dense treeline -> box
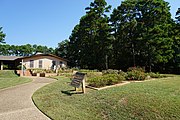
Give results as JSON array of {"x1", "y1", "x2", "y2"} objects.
[
  {"x1": 0, "y1": 26, "x2": 54, "y2": 56},
  {"x1": 55, "y1": 0, "x2": 180, "y2": 73},
  {"x1": 0, "y1": 44, "x2": 55, "y2": 56}
]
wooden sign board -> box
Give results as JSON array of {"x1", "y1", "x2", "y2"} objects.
[{"x1": 70, "y1": 72, "x2": 86, "y2": 93}]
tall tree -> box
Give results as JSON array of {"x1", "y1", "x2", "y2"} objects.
[
  {"x1": 55, "y1": 39, "x2": 69, "y2": 59},
  {"x1": 110, "y1": 0, "x2": 173, "y2": 72},
  {"x1": 169, "y1": 8, "x2": 180, "y2": 73},
  {"x1": 0, "y1": 27, "x2": 6, "y2": 43},
  {"x1": 68, "y1": 0, "x2": 111, "y2": 70},
  {"x1": 175, "y1": 8, "x2": 180, "y2": 23}
]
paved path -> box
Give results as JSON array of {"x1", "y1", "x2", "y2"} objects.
[{"x1": 0, "y1": 77, "x2": 56, "y2": 120}]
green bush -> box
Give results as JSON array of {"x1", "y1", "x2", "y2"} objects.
[
  {"x1": 102, "y1": 69, "x2": 119, "y2": 75},
  {"x1": 3, "y1": 65, "x2": 8, "y2": 69},
  {"x1": 86, "y1": 72, "x2": 102, "y2": 79},
  {"x1": 126, "y1": 67, "x2": 146, "y2": 81},
  {"x1": 119, "y1": 71, "x2": 127, "y2": 77},
  {"x1": 30, "y1": 68, "x2": 45, "y2": 73},
  {"x1": 45, "y1": 69, "x2": 54, "y2": 73},
  {"x1": 147, "y1": 72, "x2": 165, "y2": 78},
  {"x1": 88, "y1": 74, "x2": 125, "y2": 88},
  {"x1": 16, "y1": 65, "x2": 26, "y2": 70},
  {"x1": 78, "y1": 69, "x2": 99, "y2": 73},
  {"x1": 16, "y1": 65, "x2": 21, "y2": 70},
  {"x1": 58, "y1": 68, "x2": 73, "y2": 73},
  {"x1": 58, "y1": 73, "x2": 72, "y2": 78},
  {"x1": 127, "y1": 67, "x2": 145, "y2": 72}
]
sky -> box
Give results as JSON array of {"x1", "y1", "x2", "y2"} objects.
[{"x1": 0, "y1": 0, "x2": 179, "y2": 48}]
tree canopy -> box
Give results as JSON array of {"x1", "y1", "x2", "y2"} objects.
[
  {"x1": 55, "y1": 0, "x2": 180, "y2": 73},
  {"x1": 66, "y1": 0, "x2": 111, "y2": 70},
  {"x1": 0, "y1": 44, "x2": 55, "y2": 56},
  {"x1": 0, "y1": 27, "x2": 6, "y2": 43}
]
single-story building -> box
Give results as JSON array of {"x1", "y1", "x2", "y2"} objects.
[
  {"x1": 0, "y1": 56, "x2": 21, "y2": 70},
  {"x1": 0, "y1": 53, "x2": 67, "y2": 70}
]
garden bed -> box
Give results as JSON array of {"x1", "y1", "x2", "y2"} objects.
[
  {"x1": 54, "y1": 68, "x2": 168, "y2": 89},
  {"x1": 32, "y1": 75, "x2": 180, "y2": 120},
  {"x1": 86, "y1": 81, "x2": 130, "y2": 90},
  {"x1": 86, "y1": 76, "x2": 172, "y2": 90}
]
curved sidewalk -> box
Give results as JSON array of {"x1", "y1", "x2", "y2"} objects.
[{"x1": 0, "y1": 77, "x2": 56, "y2": 120}]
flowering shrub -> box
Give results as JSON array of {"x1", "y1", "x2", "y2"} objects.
[
  {"x1": 102, "y1": 69, "x2": 119, "y2": 75},
  {"x1": 88, "y1": 74, "x2": 125, "y2": 88},
  {"x1": 126, "y1": 67, "x2": 146, "y2": 80},
  {"x1": 147, "y1": 72, "x2": 165, "y2": 78}
]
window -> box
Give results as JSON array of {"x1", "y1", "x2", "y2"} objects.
[
  {"x1": 30, "y1": 60, "x2": 34, "y2": 68},
  {"x1": 52, "y1": 61, "x2": 56, "y2": 66},
  {"x1": 52, "y1": 61, "x2": 56, "y2": 70},
  {"x1": 39, "y1": 60, "x2": 42, "y2": 68},
  {"x1": 59, "y1": 61, "x2": 63, "y2": 68}
]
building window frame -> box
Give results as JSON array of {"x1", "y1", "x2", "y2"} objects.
[
  {"x1": 30, "y1": 60, "x2": 34, "y2": 68},
  {"x1": 39, "y1": 60, "x2": 43, "y2": 68}
]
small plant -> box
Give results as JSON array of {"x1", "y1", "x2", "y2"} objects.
[{"x1": 126, "y1": 67, "x2": 146, "y2": 81}]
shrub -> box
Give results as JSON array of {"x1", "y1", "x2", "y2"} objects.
[
  {"x1": 147, "y1": 72, "x2": 165, "y2": 78},
  {"x1": 126, "y1": 67, "x2": 146, "y2": 81},
  {"x1": 119, "y1": 71, "x2": 127, "y2": 77},
  {"x1": 127, "y1": 67, "x2": 145, "y2": 72},
  {"x1": 86, "y1": 72, "x2": 102, "y2": 79},
  {"x1": 58, "y1": 73, "x2": 72, "y2": 78},
  {"x1": 88, "y1": 74, "x2": 125, "y2": 88},
  {"x1": 30, "y1": 68, "x2": 45, "y2": 73},
  {"x1": 3, "y1": 65, "x2": 8, "y2": 69},
  {"x1": 16, "y1": 65, "x2": 26, "y2": 70},
  {"x1": 78, "y1": 69, "x2": 99, "y2": 73},
  {"x1": 16, "y1": 65, "x2": 21, "y2": 70},
  {"x1": 45, "y1": 69, "x2": 54, "y2": 73},
  {"x1": 102, "y1": 69, "x2": 119, "y2": 75},
  {"x1": 58, "y1": 68, "x2": 73, "y2": 73},
  {"x1": 88, "y1": 76, "x2": 106, "y2": 88}
]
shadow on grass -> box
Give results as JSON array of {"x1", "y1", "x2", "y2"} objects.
[{"x1": 61, "y1": 90, "x2": 83, "y2": 96}]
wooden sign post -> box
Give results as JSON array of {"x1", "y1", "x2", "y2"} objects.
[{"x1": 70, "y1": 72, "x2": 86, "y2": 93}]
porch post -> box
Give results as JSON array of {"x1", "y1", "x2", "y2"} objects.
[
  {"x1": 21, "y1": 59, "x2": 24, "y2": 76},
  {"x1": 0, "y1": 61, "x2": 3, "y2": 70}
]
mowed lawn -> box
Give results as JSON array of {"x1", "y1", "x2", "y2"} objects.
[
  {"x1": 0, "y1": 70, "x2": 32, "y2": 89},
  {"x1": 32, "y1": 76, "x2": 180, "y2": 120}
]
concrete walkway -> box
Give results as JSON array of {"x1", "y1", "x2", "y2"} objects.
[{"x1": 0, "y1": 77, "x2": 56, "y2": 120}]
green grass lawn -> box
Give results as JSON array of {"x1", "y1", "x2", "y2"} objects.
[
  {"x1": 0, "y1": 70, "x2": 32, "y2": 89},
  {"x1": 32, "y1": 75, "x2": 180, "y2": 120}
]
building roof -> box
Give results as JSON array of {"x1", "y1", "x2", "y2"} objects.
[
  {"x1": 0, "y1": 56, "x2": 22, "y2": 61},
  {"x1": 0, "y1": 54, "x2": 68, "y2": 62},
  {"x1": 19, "y1": 54, "x2": 68, "y2": 62}
]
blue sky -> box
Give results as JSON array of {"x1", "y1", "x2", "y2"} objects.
[{"x1": 0, "y1": 0, "x2": 179, "y2": 48}]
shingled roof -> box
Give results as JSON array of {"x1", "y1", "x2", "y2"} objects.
[{"x1": 0, "y1": 56, "x2": 22, "y2": 61}]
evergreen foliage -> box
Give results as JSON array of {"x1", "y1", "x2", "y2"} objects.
[
  {"x1": 0, "y1": 27, "x2": 5, "y2": 43},
  {"x1": 55, "y1": 0, "x2": 179, "y2": 73}
]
